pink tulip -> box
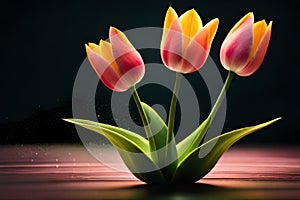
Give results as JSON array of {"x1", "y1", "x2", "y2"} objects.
[
  {"x1": 161, "y1": 7, "x2": 219, "y2": 74},
  {"x1": 85, "y1": 27, "x2": 145, "y2": 92},
  {"x1": 220, "y1": 13, "x2": 272, "y2": 76}
]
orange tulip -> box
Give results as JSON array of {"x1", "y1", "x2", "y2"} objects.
[
  {"x1": 161, "y1": 7, "x2": 219, "y2": 74},
  {"x1": 220, "y1": 13, "x2": 272, "y2": 76},
  {"x1": 85, "y1": 27, "x2": 145, "y2": 92}
]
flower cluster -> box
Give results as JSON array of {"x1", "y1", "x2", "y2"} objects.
[
  {"x1": 65, "y1": 7, "x2": 279, "y2": 184},
  {"x1": 86, "y1": 8, "x2": 272, "y2": 90}
]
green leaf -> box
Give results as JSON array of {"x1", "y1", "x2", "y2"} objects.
[
  {"x1": 176, "y1": 117, "x2": 211, "y2": 163},
  {"x1": 141, "y1": 102, "x2": 167, "y2": 151},
  {"x1": 63, "y1": 118, "x2": 165, "y2": 183},
  {"x1": 64, "y1": 118, "x2": 149, "y2": 152},
  {"x1": 172, "y1": 117, "x2": 281, "y2": 183},
  {"x1": 176, "y1": 71, "x2": 234, "y2": 165},
  {"x1": 141, "y1": 102, "x2": 178, "y2": 180}
]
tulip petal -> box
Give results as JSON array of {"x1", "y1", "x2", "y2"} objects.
[
  {"x1": 118, "y1": 65, "x2": 145, "y2": 90},
  {"x1": 99, "y1": 40, "x2": 120, "y2": 75},
  {"x1": 182, "y1": 18, "x2": 219, "y2": 73},
  {"x1": 220, "y1": 13, "x2": 254, "y2": 72},
  {"x1": 109, "y1": 27, "x2": 145, "y2": 87},
  {"x1": 161, "y1": 17, "x2": 184, "y2": 72},
  {"x1": 101, "y1": 65, "x2": 130, "y2": 92},
  {"x1": 164, "y1": 7, "x2": 179, "y2": 30},
  {"x1": 236, "y1": 21, "x2": 272, "y2": 76},
  {"x1": 248, "y1": 20, "x2": 268, "y2": 61},
  {"x1": 86, "y1": 43, "x2": 101, "y2": 55},
  {"x1": 116, "y1": 51, "x2": 145, "y2": 87},
  {"x1": 193, "y1": 18, "x2": 219, "y2": 52},
  {"x1": 227, "y1": 12, "x2": 253, "y2": 36},
  {"x1": 86, "y1": 44, "x2": 109, "y2": 76},
  {"x1": 179, "y1": 8, "x2": 202, "y2": 40},
  {"x1": 85, "y1": 44, "x2": 128, "y2": 92},
  {"x1": 109, "y1": 27, "x2": 137, "y2": 59},
  {"x1": 161, "y1": 6, "x2": 181, "y2": 54}
]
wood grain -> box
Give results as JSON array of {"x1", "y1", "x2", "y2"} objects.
[{"x1": 0, "y1": 145, "x2": 299, "y2": 199}]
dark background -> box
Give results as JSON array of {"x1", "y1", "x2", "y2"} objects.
[{"x1": 1, "y1": 0, "x2": 299, "y2": 144}]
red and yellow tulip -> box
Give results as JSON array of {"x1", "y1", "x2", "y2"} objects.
[
  {"x1": 85, "y1": 27, "x2": 145, "y2": 92},
  {"x1": 220, "y1": 13, "x2": 272, "y2": 76},
  {"x1": 161, "y1": 7, "x2": 219, "y2": 74}
]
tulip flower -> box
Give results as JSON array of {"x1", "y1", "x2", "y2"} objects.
[
  {"x1": 85, "y1": 27, "x2": 145, "y2": 92},
  {"x1": 220, "y1": 13, "x2": 272, "y2": 76},
  {"x1": 161, "y1": 7, "x2": 219, "y2": 74},
  {"x1": 86, "y1": 27, "x2": 157, "y2": 157}
]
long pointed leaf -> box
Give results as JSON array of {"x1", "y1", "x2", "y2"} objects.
[
  {"x1": 141, "y1": 103, "x2": 167, "y2": 151},
  {"x1": 64, "y1": 118, "x2": 149, "y2": 152},
  {"x1": 177, "y1": 117, "x2": 211, "y2": 163},
  {"x1": 141, "y1": 102, "x2": 178, "y2": 180},
  {"x1": 177, "y1": 71, "x2": 234, "y2": 164},
  {"x1": 63, "y1": 118, "x2": 165, "y2": 183},
  {"x1": 172, "y1": 117, "x2": 281, "y2": 183}
]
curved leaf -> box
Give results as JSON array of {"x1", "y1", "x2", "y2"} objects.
[
  {"x1": 63, "y1": 118, "x2": 165, "y2": 183},
  {"x1": 141, "y1": 102, "x2": 178, "y2": 180},
  {"x1": 176, "y1": 117, "x2": 211, "y2": 163},
  {"x1": 172, "y1": 117, "x2": 281, "y2": 183},
  {"x1": 64, "y1": 118, "x2": 149, "y2": 152},
  {"x1": 177, "y1": 71, "x2": 234, "y2": 164},
  {"x1": 141, "y1": 102, "x2": 167, "y2": 151}
]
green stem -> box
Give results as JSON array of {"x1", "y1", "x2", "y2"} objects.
[
  {"x1": 209, "y1": 71, "x2": 234, "y2": 119},
  {"x1": 167, "y1": 72, "x2": 183, "y2": 144},
  {"x1": 177, "y1": 71, "x2": 234, "y2": 162},
  {"x1": 131, "y1": 85, "x2": 156, "y2": 152}
]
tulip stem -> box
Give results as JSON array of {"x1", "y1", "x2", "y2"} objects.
[
  {"x1": 167, "y1": 72, "x2": 183, "y2": 144},
  {"x1": 131, "y1": 86, "x2": 156, "y2": 152},
  {"x1": 209, "y1": 71, "x2": 234, "y2": 119}
]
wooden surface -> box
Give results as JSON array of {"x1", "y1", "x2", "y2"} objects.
[{"x1": 0, "y1": 145, "x2": 299, "y2": 200}]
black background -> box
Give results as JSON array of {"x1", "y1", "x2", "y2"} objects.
[{"x1": 1, "y1": 0, "x2": 299, "y2": 144}]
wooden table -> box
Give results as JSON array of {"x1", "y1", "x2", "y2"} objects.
[{"x1": 0, "y1": 145, "x2": 299, "y2": 199}]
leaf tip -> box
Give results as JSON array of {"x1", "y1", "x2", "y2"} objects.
[
  {"x1": 271, "y1": 117, "x2": 282, "y2": 123},
  {"x1": 62, "y1": 118, "x2": 74, "y2": 123}
]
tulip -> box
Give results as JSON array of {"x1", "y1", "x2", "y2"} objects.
[
  {"x1": 161, "y1": 7, "x2": 219, "y2": 74},
  {"x1": 85, "y1": 27, "x2": 145, "y2": 92},
  {"x1": 86, "y1": 27, "x2": 156, "y2": 155},
  {"x1": 220, "y1": 13, "x2": 272, "y2": 76}
]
